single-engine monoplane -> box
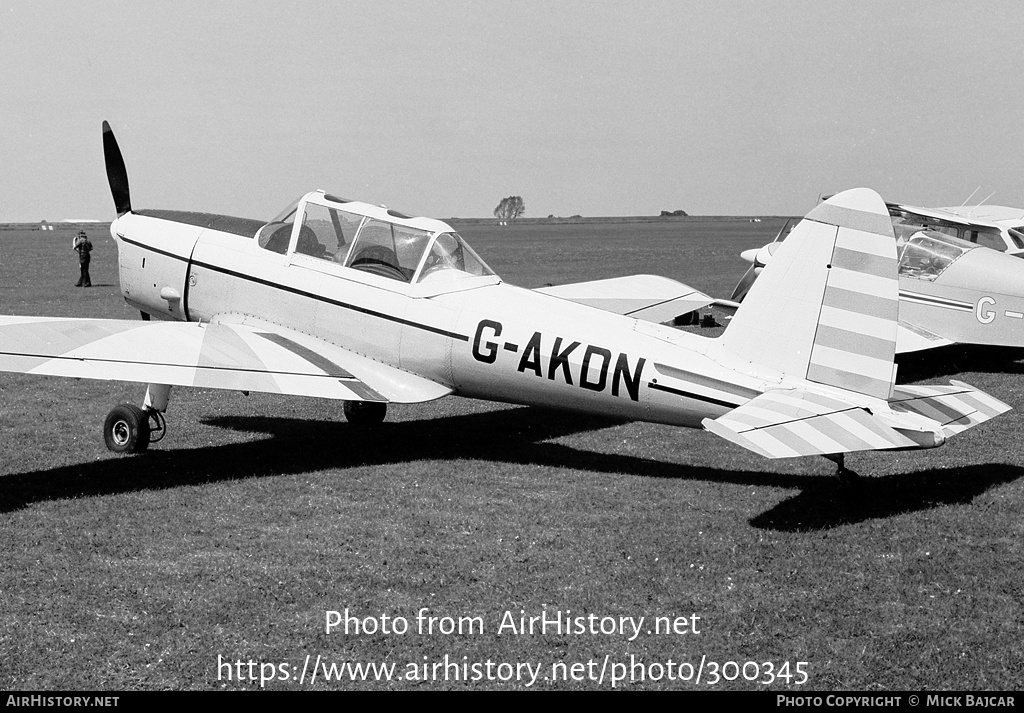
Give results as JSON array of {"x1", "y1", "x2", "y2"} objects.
[{"x1": 0, "y1": 123, "x2": 1010, "y2": 480}]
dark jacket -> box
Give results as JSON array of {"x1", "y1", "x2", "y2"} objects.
[{"x1": 74, "y1": 237, "x2": 92, "y2": 264}]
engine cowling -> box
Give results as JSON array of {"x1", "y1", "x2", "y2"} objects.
[{"x1": 111, "y1": 212, "x2": 203, "y2": 321}]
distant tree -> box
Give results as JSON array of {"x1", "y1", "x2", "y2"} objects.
[{"x1": 493, "y1": 196, "x2": 525, "y2": 224}]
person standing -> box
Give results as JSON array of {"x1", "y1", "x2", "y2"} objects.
[{"x1": 73, "y1": 230, "x2": 93, "y2": 287}]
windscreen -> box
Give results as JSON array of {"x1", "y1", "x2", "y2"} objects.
[
  {"x1": 897, "y1": 231, "x2": 973, "y2": 280},
  {"x1": 415, "y1": 233, "x2": 495, "y2": 282}
]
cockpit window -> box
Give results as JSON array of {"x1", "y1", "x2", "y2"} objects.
[
  {"x1": 966, "y1": 228, "x2": 1006, "y2": 252},
  {"x1": 295, "y1": 203, "x2": 364, "y2": 262},
  {"x1": 415, "y1": 233, "x2": 494, "y2": 282},
  {"x1": 260, "y1": 195, "x2": 498, "y2": 285},
  {"x1": 892, "y1": 212, "x2": 961, "y2": 240},
  {"x1": 898, "y1": 231, "x2": 972, "y2": 281},
  {"x1": 892, "y1": 219, "x2": 923, "y2": 243},
  {"x1": 256, "y1": 197, "x2": 302, "y2": 254},
  {"x1": 345, "y1": 219, "x2": 432, "y2": 282},
  {"x1": 1008, "y1": 227, "x2": 1024, "y2": 250}
]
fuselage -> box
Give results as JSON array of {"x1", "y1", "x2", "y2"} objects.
[
  {"x1": 896, "y1": 242, "x2": 1024, "y2": 348},
  {"x1": 110, "y1": 198, "x2": 778, "y2": 429}
]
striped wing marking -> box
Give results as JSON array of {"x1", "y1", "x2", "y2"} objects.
[
  {"x1": 702, "y1": 388, "x2": 917, "y2": 459},
  {"x1": 0, "y1": 315, "x2": 452, "y2": 404},
  {"x1": 889, "y1": 380, "x2": 1011, "y2": 436}
]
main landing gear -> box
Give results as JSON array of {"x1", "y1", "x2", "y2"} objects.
[
  {"x1": 102, "y1": 384, "x2": 170, "y2": 454},
  {"x1": 102, "y1": 391, "x2": 388, "y2": 452},
  {"x1": 823, "y1": 453, "x2": 860, "y2": 485},
  {"x1": 343, "y1": 400, "x2": 387, "y2": 425}
]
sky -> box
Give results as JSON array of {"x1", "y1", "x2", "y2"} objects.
[{"x1": 1, "y1": 0, "x2": 1022, "y2": 221}]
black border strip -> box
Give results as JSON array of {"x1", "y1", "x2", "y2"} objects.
[
  {"x1": 119, "y1": 236, "x2": 470, "y2": 341},
  {"x1": 648, "y1": 381, "x2": 743, "y2": 408}
]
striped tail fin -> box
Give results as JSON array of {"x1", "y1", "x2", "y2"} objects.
[{"x1": 721, "y1": 188, "x2": 899, "y2": 400}]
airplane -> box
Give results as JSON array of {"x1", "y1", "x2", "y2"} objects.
[
  {"x1": 0, "y1": 122, "x2": 1011, "y2": 483},
  {"x1": 888, "y1": 201, "x2": 1024, "y2": 257},
  {"x1": 736, "y1": 197, "x2": 1024, "y2": 293},
  {"x1": 731, "y1": 204, "x2": 1024, "y2": 355}
]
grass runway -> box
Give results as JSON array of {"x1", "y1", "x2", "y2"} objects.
[{"x1": 1, "y1": 218, "x2": 1022, "y2": 690}]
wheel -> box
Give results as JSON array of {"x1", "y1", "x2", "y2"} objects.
[
  {"x1": 343, "y1": 400, "x2": 387, "y2": 425},
  {"x1": 103, "y1": 404, "x2": 151, "y2": 453}
]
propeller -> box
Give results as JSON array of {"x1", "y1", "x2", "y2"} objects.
[
  {"x1": 731, "y1": 219, "x2": 795, "y2": 302},
  {"x1": 102, "y1": 120, "x2": 131, "y2": 215}
]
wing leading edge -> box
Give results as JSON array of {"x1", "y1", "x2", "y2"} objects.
[{"x1": 0, "y1": 315, "x2": 452, "y2": 404}]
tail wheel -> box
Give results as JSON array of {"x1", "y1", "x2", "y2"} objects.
[
  {"x1": 837, "y1": 466, "x2": 861, "y2": 487},
  {"x1": 103, "y1": 404, "x2": 151, "y2": 453},
  {"x1": 343, "y1": 400, "x2": 387, "y2": 425}
]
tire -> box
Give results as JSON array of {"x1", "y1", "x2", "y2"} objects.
[
  {"x1": 343, "y1": 400, "x2": 387, "y2": 425},
  {"x1": 103, "y1": 404, "x2": 151, "y2": 453}
]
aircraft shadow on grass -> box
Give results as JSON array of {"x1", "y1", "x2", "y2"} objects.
[{"x1": 3, "y1": 405, "x2": 1021, "y2": 531}]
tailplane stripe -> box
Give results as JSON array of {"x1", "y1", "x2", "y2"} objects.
[
  {"x1": 768, "y1": 421, "x2": 835, "y2": 454},
  {"x1": 802, "y1": 414, "x2": 874, "y2": 451},
  {"x1": 814, "y1": 325, "x2": 896, "y2": 363},
  {"x1": 809, "y1": 345, "x2": 894, "y2": 381},
  {"x1": 826, "y1": 268, "x2": 895, "y2": 299},
  {"x1": 819, "y1": 306, "x2": 893, "y2": 341},
  {"x1": 834, "y1": 228, "x2": 894, "y2": 256},
  {"x1": 822, "y1": 286, "x2": 898, "y2": 318},
  {"x1": 806, "y1": 363, "x2": 894, "y2": 400},
  {"x1": 831, "y1": 247, "x2": 898, "y2": 280},
  {"x1": 805, "y1": 202, "x2": 894, "y2": 236}
]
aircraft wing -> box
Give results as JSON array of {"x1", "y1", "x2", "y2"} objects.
[
  {"x1": 535, "y1": 275, "x2": 714, "y2": 323},
  {"x1": 702, "y1": 388, "x2": 920, "y2": 458},
  {"x1": 0, "y1": 314, "x2": 452, "y2": 404}
]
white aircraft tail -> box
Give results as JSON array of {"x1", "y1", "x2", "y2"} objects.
[{"x1": 721, "y1": 188, "x2": 899, "y2": 400}]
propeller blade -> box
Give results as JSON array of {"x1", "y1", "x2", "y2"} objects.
[
  {"x1": 102, "y1": 120, "x2": 131, "y2": 215},
  {"x1": 771, "y1": 217, "x2": 794, "y2": 243},
  {"x1": 730, "y1": 263, "x2": 759, "y2": 302}
]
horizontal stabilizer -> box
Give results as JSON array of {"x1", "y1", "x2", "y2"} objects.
[
  {"x1": 702, "y1": 388, "x2": 918, "y2": 459},
  {"x1": 0, "y1": 314, "x2": 453, "y2": 404},
  {"x1": 889, "y1": 380, "x2": 1010, "y2": 436},
  {"x1": 535, "y1": 275, "x2": 713, "y2": 323}
]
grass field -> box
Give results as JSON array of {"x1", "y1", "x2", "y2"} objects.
[{"x1": 1, "y1": 219, "x2": 1022, "y2": 690}]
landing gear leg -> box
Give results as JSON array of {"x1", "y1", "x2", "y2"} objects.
[{"x1": 824, "y1": 453, "x2": 860, "y2": 485}]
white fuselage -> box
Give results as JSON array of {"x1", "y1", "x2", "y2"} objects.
[{"x1": 112, "y1": 211, "x2": 773, "y2": 428}]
